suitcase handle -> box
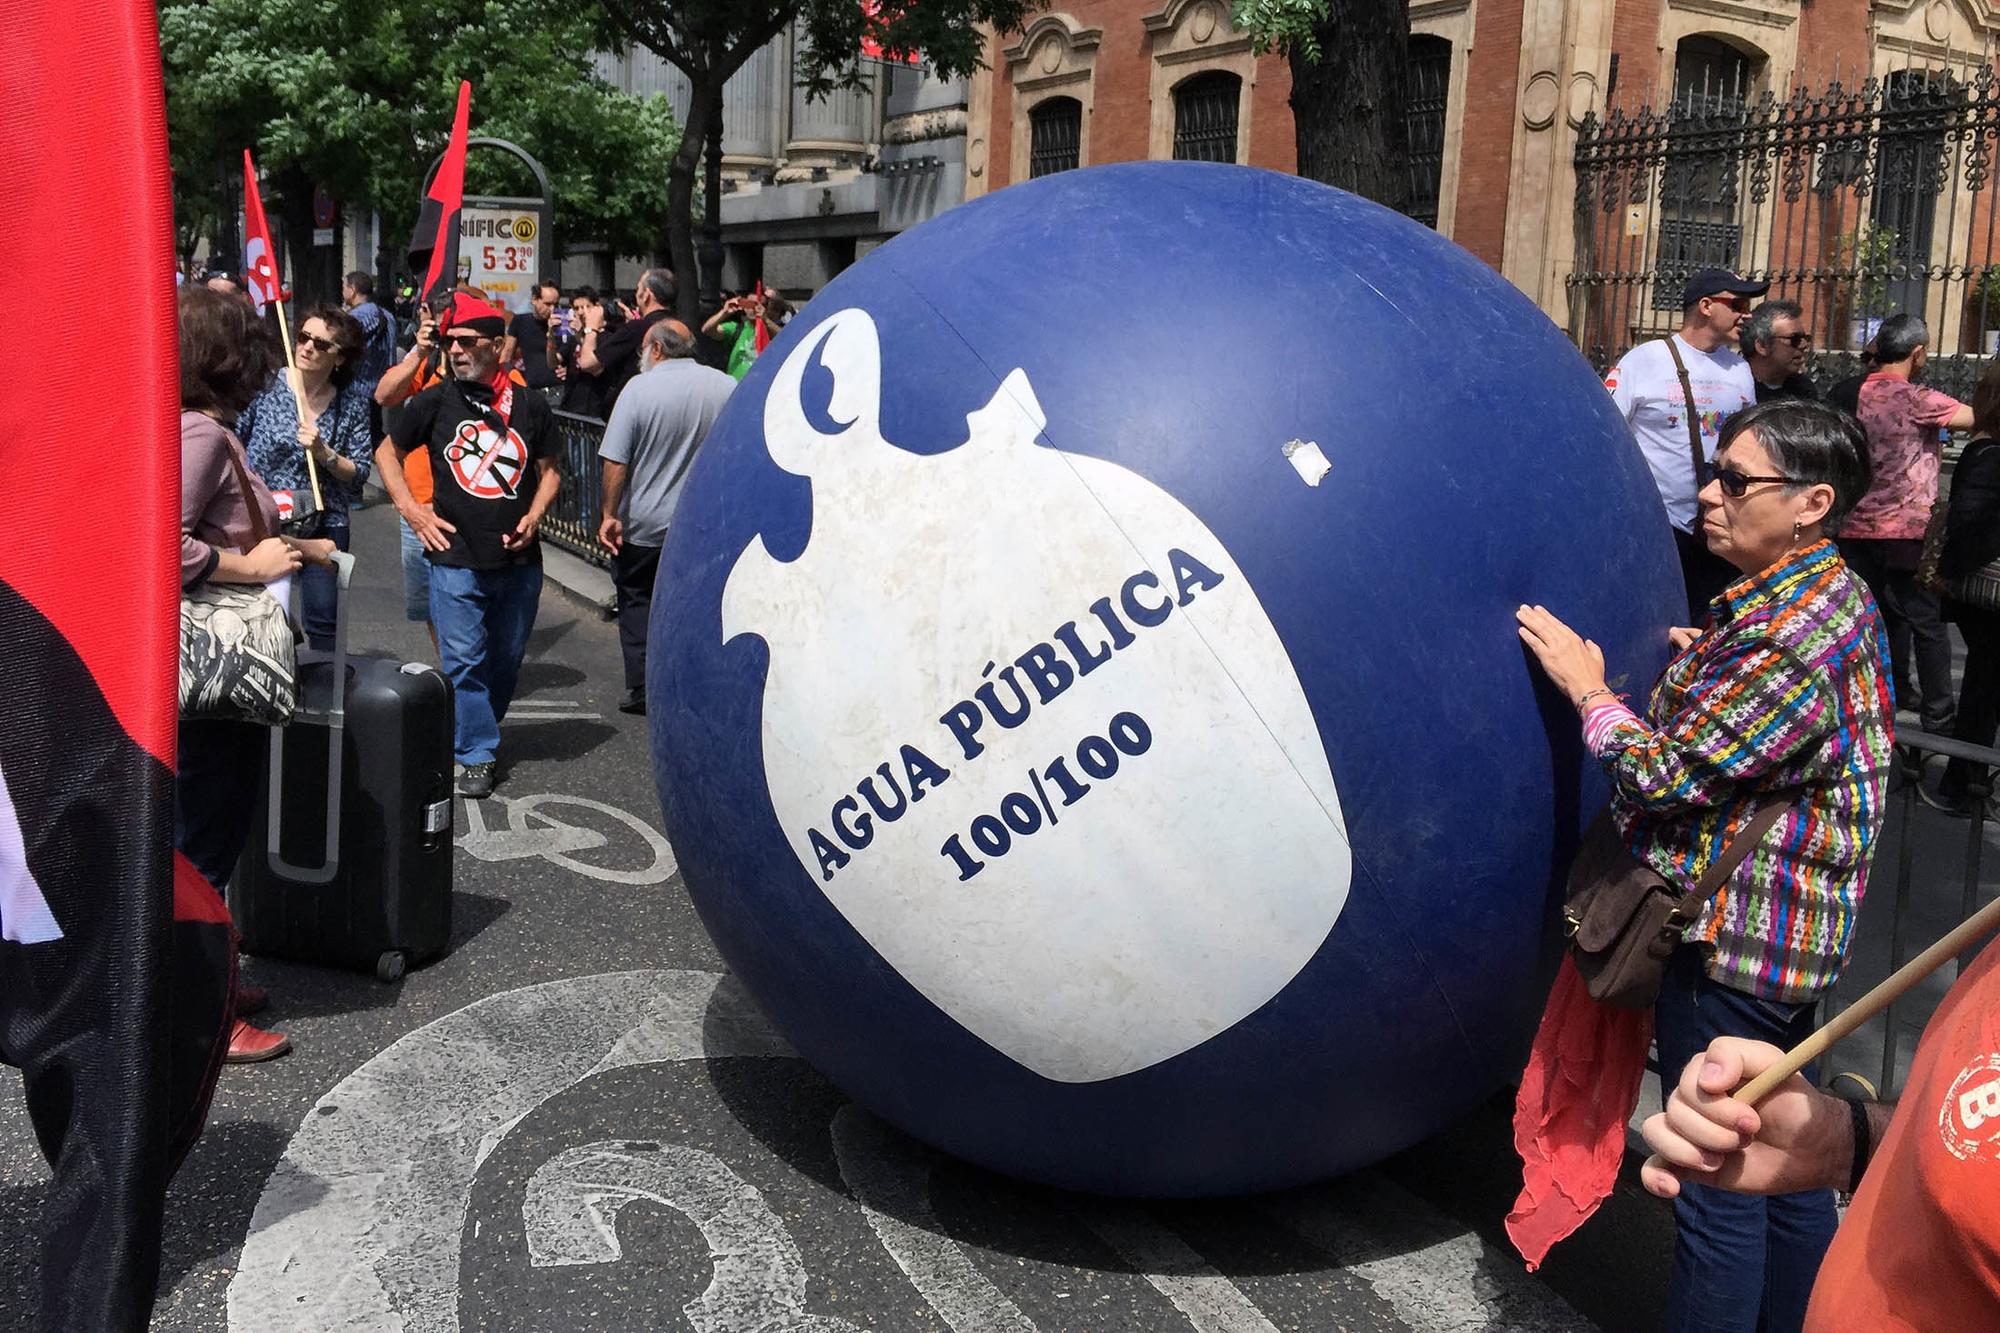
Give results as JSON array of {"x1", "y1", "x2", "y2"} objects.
[{"x1": 263, "y1": 550, "x2": 354, "y2": 885}]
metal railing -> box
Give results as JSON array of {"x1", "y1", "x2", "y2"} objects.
[
  {"x1": 1819, "y1": 729, "x2": 2000, "y2": 1099},
  {"x1": 1570, "y1": 62, "x2": 2000, "y2": 403},
  {"x1": 542, "y1": 409, "x2": 612, "y2": 568}
]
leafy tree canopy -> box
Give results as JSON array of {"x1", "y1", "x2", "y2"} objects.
[
  {"x1": 1231, "y1": 0, "x2": 1331, "y2": 60},
  {"x1": 163, "y1": 0, "x2": 681, "y2": 262}
]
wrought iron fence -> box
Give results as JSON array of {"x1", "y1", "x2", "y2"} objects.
[
  {"x1": 1570, "y1": 62, "x2": 2000, "y2": 404},
  {"x1": 542, "y1": 408, "x2": 611, "y2": 568}
]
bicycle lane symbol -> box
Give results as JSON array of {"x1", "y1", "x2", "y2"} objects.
[{"x1": 458, "y1": 793, "x2": 679, "y2": 885}]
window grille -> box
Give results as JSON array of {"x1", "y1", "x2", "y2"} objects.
[
  {"x1": 1029, "y1": 98, "x2": 1082, "y2": 178},
  {"x1": 1172, "y1": 71, "x2": 1240, "y2": 163}
]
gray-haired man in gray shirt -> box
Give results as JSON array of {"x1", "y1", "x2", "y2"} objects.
[{"x1": 597, "y1": 318, "x2": 737, "y2": 713}]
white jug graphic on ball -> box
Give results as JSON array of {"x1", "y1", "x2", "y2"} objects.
[{"x1": 723, "y1": 308, "x2": 1352, "y2": 1083}]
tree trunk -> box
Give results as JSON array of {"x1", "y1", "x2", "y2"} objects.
[
  {"x1": 699, "y1": 80, "x2": 726, "y2": 313},
  {"x1": 1288, "y1": 0, "x2": 1412, "y2": 212},
  {"x1": 667, "y1": 75, "x2": 713, "y2": 328}
]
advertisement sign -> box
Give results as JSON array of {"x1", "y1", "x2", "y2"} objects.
[{"x1": 460, "y1": 203, "x2": 540, "y2": 311}]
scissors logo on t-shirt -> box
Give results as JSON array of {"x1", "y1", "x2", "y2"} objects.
[{"x1": 443, "y1": 419, "x2": 527, "y2": 500}]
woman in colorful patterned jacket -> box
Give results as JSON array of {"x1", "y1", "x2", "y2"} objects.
[{"x1": 1517, "y1": 397, "x2": 1892, "y2": 1333}]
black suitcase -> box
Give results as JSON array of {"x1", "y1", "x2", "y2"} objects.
[{"x1": 234, "y1": 552, "x2": 456, "y2": 981}]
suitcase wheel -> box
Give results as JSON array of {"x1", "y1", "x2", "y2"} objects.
[{"x1": 375, "y1": 950, "x2": 407, "y2": 983}]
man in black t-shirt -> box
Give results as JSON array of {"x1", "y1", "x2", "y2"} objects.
[
  {"x1": 378, "y1": 293, "x2": 562, "y2": 797},
  {"x1": 568, "y1": 268, "x2": 673, "y2": 420},
  {"x1": 500, "y1": 280, "x2": 560, "y2": 392}
]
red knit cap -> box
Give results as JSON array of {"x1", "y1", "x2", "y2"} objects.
[{"x1": 442, "y1": 291, "x2": 507, "y2": 336}]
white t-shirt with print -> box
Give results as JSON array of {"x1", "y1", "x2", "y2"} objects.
[{"x1": 1605, "y1": 335, "x2": 1756, "y2": 531}]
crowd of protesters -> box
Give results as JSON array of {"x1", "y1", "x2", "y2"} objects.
[{"x1": 171, "y1": 264, "x2": 775, "y2": 1062}]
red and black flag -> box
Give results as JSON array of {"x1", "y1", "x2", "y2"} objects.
[
  {"x1": 0, "y1": 2, "x2": 234, "y2": 1327},
  {"x1": 409, "y1": 80, "x2": 472, "y2": 315}
]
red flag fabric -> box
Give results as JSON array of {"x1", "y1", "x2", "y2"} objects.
[
  {"x1": 753, "y1": 280, "x2": 771, "y2": 354},
  {"x1": 0, "y1": 2, "x2": 234, "y2": 1326},
  {"x1": 241, "y1": 149, "x2": 282, "y2": 315},
  {"x1": 1505, "y1": 956, "x2": 1654, "y2": 1270},
  {"x1": 414, "y1": 81, "x2": 472, "y2": 313}
]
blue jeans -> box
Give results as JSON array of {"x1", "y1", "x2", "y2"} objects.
[
  {"x1": 429, "y1": 560, "x2": 542, "y2": 765},
  {"x1": 301, "y1": 520, "x2": 352, "y2": 649},
  {"x1": 399, "y1": 518, "x2": 432, "y2": 622},
  {"x1": 1653, "y1": 948, "x2": 1836, "y2": 1333}
]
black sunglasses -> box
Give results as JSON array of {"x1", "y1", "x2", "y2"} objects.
[
  {"x1": 443, "y1": 333, "x2": 490, "y2": 349},
  {"x1": 297, "y1": 332, "x2": 339, "y2": 354},
  {"x1": 1705, "y1": 462, "x2": 1802, "y2": 498},
  {"x1": 1775, "y1": 331, "x2": 1814, "y2": 348}
]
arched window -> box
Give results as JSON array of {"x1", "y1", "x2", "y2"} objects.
[
  {"x1": 1653, "y1": 35, "x2": 1763, "y2": 308},
  {"x1": 1406, "y1": 36, "x2": 1451, "y2": 229},
  {"x1": 1172, "y1": 71, "x2": 1241, "y2": 163},
  {"x1": 1028, "y1": 97, "x2": 1082, "y2": 178}
]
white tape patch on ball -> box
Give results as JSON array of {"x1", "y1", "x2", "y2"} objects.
[{"x1": 723, "y1": 308, "x2": 1352, "y2": 1083}]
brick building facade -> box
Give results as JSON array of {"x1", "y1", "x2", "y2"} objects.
[{"x1": 966, "y1": 0, "x2": 2000, "y2": 330}]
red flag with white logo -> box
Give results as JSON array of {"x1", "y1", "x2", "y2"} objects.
[{"x1": 242, "y1": 149, "x2": 282, "y2": 314}]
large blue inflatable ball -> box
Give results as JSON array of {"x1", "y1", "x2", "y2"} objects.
[{"x1": 650, "y1": 162, "x2": 1679, "y2": 1195}]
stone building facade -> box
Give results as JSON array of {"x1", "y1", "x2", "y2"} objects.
[
  {"x1": 967, "y1": 0, "x2": 2000, "y2": 326},
  {"x1": 587, "y1": 2, "x2": 2000, "y2": 326}
]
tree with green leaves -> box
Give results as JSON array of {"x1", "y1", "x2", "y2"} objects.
[
  {"x1": 162, "y1": 0, "x2": 680, "y2": 298},
  {"x1": 589, "y1": 0, "x2": 1039, "y2": 324},
  {"x1": 1235, "y1": 0, "x2": 1410, "y2": 212}
]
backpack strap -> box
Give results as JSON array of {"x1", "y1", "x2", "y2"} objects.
[{"x1": 1660, "y1": 336, "x2": 1710, "y2": 497}]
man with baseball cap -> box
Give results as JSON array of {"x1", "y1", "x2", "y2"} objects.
[
  {"x1": 1604, "y1": 267, "x2": 1767, "y2": 618},
  {"x1": 377, "y1": 292, "x2": 562, "y2": 798}
]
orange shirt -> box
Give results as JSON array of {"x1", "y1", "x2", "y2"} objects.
[{"x1": 1806, "y1": 935, "x2": 2000, "y2": 1330}]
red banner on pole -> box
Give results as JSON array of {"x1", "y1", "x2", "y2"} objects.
[{"x1": 242, "y1": 149, "x2": 282, "y2": 314}]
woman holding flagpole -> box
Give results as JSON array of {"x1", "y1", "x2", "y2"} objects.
[{"x1": 240, "y1": 305, "x2": 372, "y2": 649}]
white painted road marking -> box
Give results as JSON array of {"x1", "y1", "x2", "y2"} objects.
[
  {"x1": 524, "y1": 1140, "x2": 862, "y2": 1331},
  {"x1": 226, "y1": 971, "x2": 788, "y2": 1332},
  {"x1": 458, "y1": 792, "x2": 679, "y2": 884},
  {"x1": 1077, "y1": 1203, "x2": 1282, "y2": 1333},
  {"x1": 830, "y1": 1106, "x2": 1036, "y2": 1333},
  {"x1": 227, "y1": 970, "x2": 1598, "y2": 1331},
  {"x1": 1267, "y1": 1173, "x2": 1595, "y2": 1333}
]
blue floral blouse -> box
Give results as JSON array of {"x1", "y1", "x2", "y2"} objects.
[{"x1": 238, "y1": 375, "x2": 374, "y2": 525}]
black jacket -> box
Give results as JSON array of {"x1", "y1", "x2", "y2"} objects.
[{"x1": 1942, "y1": 436, "x2": 2000, "y2": 579}]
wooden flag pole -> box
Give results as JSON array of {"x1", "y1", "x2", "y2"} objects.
[
  {"x1": 1736, "y1": 893, "x2": 2000, "y2": 1105},
  {"x1": 268, "y1": 295, "x2": 324, "y2": 512}
]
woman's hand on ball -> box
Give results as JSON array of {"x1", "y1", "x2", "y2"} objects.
[
  {"x1": 1669, "y1": 626, "x2": 1702, "y2": 653},
  {"x1": 1516, "y1": 604, "x2": 1607, "y2": 707}
]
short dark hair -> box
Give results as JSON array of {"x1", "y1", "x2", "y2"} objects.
[
  {"x1": 179, "y1": 286, "x2": 277, "y2": 416},
  {"x1": 1740, "y1": 299, "x2": 1804, "y2": 358},
  {"x1": 536, "y1": 279, "x2": 561, "y2": 300},
  {"x1": 302, "y1": 304, "x2": 366, "y2": 388},
  {"x1": 639, "y1": 268, "x2": 675, "y2": 308},
  {"x1": 569, "y1": 286, "x2": 599, "y2": 304},
  {"x1": 1874, "y1": 313, "x2": 1928, "y2": 365},
  {"x1": 344, "y1": 270, "x2": 375, "y2": 298},
  {"x1": 1717, "y1": 398, "x2": 1873, "y2": 530}
]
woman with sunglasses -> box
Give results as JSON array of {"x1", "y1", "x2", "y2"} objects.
[
  {"x1": 239, "y1": 305, "x2": 373, "y2": 649},
  {"x1": 1518, "y1": 398, "x2": 1891, "y2": 1333}
]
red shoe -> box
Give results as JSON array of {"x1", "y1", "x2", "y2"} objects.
[
  {"x1": 226, "y1": 1019, "x2": 291, "y2": 1063},
  {"x1": 235, "y1": 984, "x2": 268, "y2": 1018}
]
